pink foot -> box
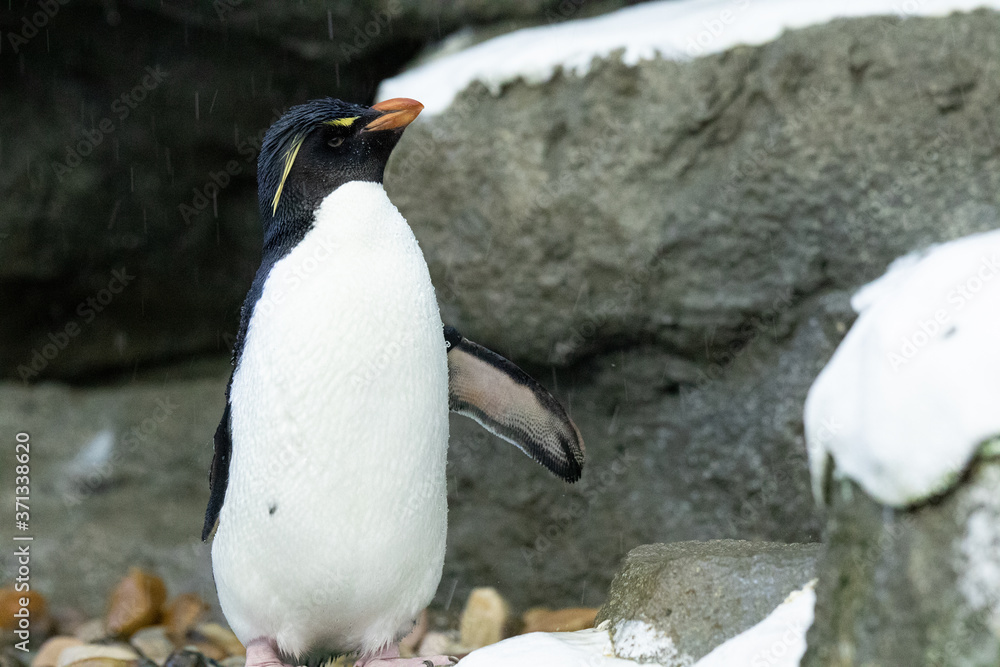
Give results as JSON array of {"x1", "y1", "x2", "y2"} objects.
[
  {"x1": 355, "y1": 644, "x2": 458, "y2": 666},
  {"x1": 245, "y1": 638, "x2": 296, "y2": 667}
]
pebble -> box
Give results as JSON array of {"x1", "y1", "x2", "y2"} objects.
[
  {"x1": 521, "y1": 607, "x2": 598, "y2": 634},
  {"x1": 129, "y1": 626, "x2": 174, "y2": 666},
  {"x1": 459, "y1": 588, "x2": 511, "y2": 650},
  {"x1": 57, "y1": 644, "x2": 139, "y2": 667},
  {"x1": 162, "y1": 651, "x2": 211, "y2": 667},
  {"x1": 161, "y1": 596, "x2": 206, "y2": 646},
  {"x1": 73, "y1": 620, "x2": 107, "y2": 644},
  {"x1": 416, "y1": 631, "x2": 462, "y2": 658},
  {"x1": 1, "y1": 589, "x2": 50, "y2": 634},
  {"x1": 31, "y1": 637, "x2": 84, "y2": 667},
  {"x1": 105, "y1": 569, "x2": 167, "y2": 638},
  {"x1": 190, "y1": 624, "x2": 244, "y2": 657}
]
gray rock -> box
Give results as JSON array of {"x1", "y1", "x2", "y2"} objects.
[
  {"x1": 803, "y1": 456, "x2": 1000, "y2": 666},
  {"x1": 0, "y1": 0, "x2": 628, "y2": 382},
  {"x1": 595, "y1": 541, "x2": 820, "y2": 665},
  {"x1": 388, "y1": 9, "x2": 1000, "y2": 368},
  {"x1": 0, "y1": 362, "x2": 228, "y2": 620}
]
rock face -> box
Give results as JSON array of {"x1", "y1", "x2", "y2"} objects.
[
  {"x1": 4, "y1": 3, "x2": 1000, "y2": 633},
  {"x1": 395, "y1": 10, "x2": 1000, "y2": 610},
  {"x1": 388, "y1": 9, "x2": 1000, "y2": 369},
  {"x1": 595, "y1": 541, "x2": 820, "y2": 665},
  {"x1": 0, "y1": 0, "x2": 626, "y2": 382},
  {"x1": 0, "y1": 364, "x2": 227, "y2": 620},
  {"x1": 803, "y1": 456, "x2": 1000, "y2": 666}
]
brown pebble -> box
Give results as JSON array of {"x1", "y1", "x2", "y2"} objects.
[
  {"x1": 184, "y1": 643, "x2": 225, "y2": 662},
  {"x1": 106, "y1": 569, "x2": 167, "y2": 638},
  {"x1": 32, "y1": 636, "x2": 85, "y2": 667},
  {"x1": 459, "y1": 587, "x2": 511, "y2": 650},
  {"x1": 161, "y1": 595, "x2": 207, "y2": 646},
  {"x1": 416, "y1": 631, "x2": 460, "y2": 658},
  {"x1": 1, "y1": 588, "x2": 49, "y2": 632},
  {"x1": 191, "y1": 624, "x2": 244, "y2": 657},
  {"x1": 61, "y1": 660, "x2": 134, "y2": 667},
  {"x1": 129, "y1": 626, "x2": 174, "y2": 665},
  {"x1": 57, "y1": 644, "x2": 138, "y2": 667},
  {"x1": 73, "y1": 620, "x2": 107, "y2": 644},
  {"x1": 521, "y1": 607, "x2": 598, "y2": 634}
]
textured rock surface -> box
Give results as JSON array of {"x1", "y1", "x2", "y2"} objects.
[
  {"x1": 388, "y1": 10, "x2": 1000, "y2": 368},
  {"x1": 595, "y1": 541, "x2": 819, "y2": 664},
  {"x1": 0, "y1": 0, "x2": 627, "y2": 381},
  {"x1": 0, "y1": 365, "x2": 225, "y2": 620},
  {"x1": 803, "y1": 457, "x2": 1000, "y2": 666},
  {"x1": 3, "y1": 5, "x2": 1000, "y2": 639}
]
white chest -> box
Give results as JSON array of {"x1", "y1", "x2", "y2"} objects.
[{"x1": 212, "y1": 181, "x2": 449, "y2": 657}]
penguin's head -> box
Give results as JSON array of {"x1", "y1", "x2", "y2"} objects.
[{"x1": 257, "y1": 97, "x2": 423, "y2": 237}]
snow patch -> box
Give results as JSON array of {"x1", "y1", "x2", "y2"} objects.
[
  {"x1": 457, "y1": 582, "x2": 817, "y2": 666},
  {"x1": 456, "y1": 624, "x2": 658, "y2": 665},
  {"x1": 378, "y1": 0, "x2": 1000, "y2": 115},
  {"x1": 805, "y1": 228, "x2": 1000, "y2": 506},
  {"x1": 611, "y1": 619, "x2": 693, "y2": 665},
  {"x1": 692, "y1": 581, "x2": 815, "y2": 667}
]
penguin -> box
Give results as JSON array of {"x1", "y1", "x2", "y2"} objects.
[{"x1": 202, "y1": 97, "x2": 585, "y2": 667}]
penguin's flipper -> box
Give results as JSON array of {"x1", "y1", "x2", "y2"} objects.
[
  {"x1": 202, "y1": 400, "x2": 232, "y2": 541},
  {"x1": 444, "y1": 326, "x2": 585, "y2": 482}
]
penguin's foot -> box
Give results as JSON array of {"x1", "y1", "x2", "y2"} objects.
[
  {"x1": 354, "y1": 645, "x2": 458, "y2": 666},
  {"x1": 245, "y1": 638, "x2": 296, "y2": 667}
]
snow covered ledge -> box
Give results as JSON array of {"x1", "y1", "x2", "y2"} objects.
[
  {"x1": 804, "y1": 228, "x2": 1000, "y2": 506},
  {"x1": 802, "y1": 229, "x2": 1000, "y2": 664},
  {"x1": 378, "y1": 0, "x2": 1000, "y2": 115},
  {"x1": 457, "y1": 582, "x2": 816, "y2": 667}
]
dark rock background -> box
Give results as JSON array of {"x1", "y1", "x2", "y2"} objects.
[
  {"x1": 0, "y1": 0, "x2": 628, "y2": 381},
  {"x1": 2, "y1": 0, "x2": 1000, "y2": 630}
]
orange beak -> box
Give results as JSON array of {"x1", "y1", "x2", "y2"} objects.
[{"x1": 363, "y1": 98, "x2": 424, "y2": 132}]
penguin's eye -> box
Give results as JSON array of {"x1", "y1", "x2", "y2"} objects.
[{"x1": 327, "y1": 137, "x2": 344, "y2": 148}]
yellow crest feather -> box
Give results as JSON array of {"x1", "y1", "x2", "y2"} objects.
[
  {"x1": 325, "y1": 116, "x2": 359, "y2": 128},
  {"x1": 271, "y1": 135, "x2": 304, "y2": 216}
]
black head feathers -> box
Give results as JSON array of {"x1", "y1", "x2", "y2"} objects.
[{"x1": 256, "y1": 97, "x2": 422, "y2": 249}]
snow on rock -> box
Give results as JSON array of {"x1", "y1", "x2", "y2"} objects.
[
  {"x1": 456, "y1": 624, "x2": 654, "y2": 666},
  {"x1": 377, "y1": 0, "x2": 1000, "y2": 115},
  {"x1": 611, "y1": 619, "x2": 693, "y2": 665},
  {"x1": 956, "y1": 462, "x2": 1000, "y2": 637},
  {"x1": 692, "y1": 581, "x2": 815, "y2": 667},
  {"x1": 805, "y1": 229, "x2": 1000, "y2": 507},
  {"x1": 457, "y1": 582, "x2": 816, "y2": 666}
]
